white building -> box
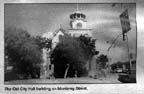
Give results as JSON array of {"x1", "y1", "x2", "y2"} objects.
[
  {"x1": 41, "y1": 28, "x2": 67, "y2": 78},
  {"x1": 41, "y1": 9, "x2": 96, "y2": 78}
]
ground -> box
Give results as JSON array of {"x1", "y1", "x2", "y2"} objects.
[{"x1": 5, "y1": 73, "x2": 121, "y2": 84}]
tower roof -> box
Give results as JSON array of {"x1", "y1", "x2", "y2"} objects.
[
  {"x1": 70, "y1": 11, "x2": 86, "y2": 20},
  {"x1": 70, "y1": 4, "x2": 86, "y2": 20}
]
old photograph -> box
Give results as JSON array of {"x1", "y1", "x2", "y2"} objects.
[{"x1": 4, "y1": 3, "x2": 136, "y2": 84}]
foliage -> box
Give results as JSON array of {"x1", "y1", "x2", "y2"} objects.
[
  {"x1": 35, "y1": 36, "x2": 52, "y2": 50},
  {"x1": 97, "y1": 54, "x2": 108, "y2": 69},
  {"x1": 77, "y1": 35, "x2": 98, "y2": 59},
  {"x1": 5, "y1": 27, "x2": 42, "y2": 78},
  {"x1": 51, "y1": 35, "x2": 97, "y2": 78},
  {"x1": 110, "y1": 61, "x2": 132, "y2": 71}
]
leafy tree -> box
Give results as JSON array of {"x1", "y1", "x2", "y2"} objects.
[
  {"x1": 111, "y1": 63, "x2": 117, "y2": 70},
  {"x1": 35, "y1": 36, "x2": 52, "y2": 50},
  {"x1": 97, "y1": 54, "x2": 108, "y2": 69},
  {"x1": 51, "y1": 35, "x2": 98, "y2": 78},
  {"x1": 5, "y1": 27, "x2": 42, "y2": 79},
  {"x1": 77, "y1": 35, "x2": 98, "y2": 60}
]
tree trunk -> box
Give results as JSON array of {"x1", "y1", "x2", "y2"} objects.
[{"x1": 64, "y1": 64, "x2": 69, "y2": 78}]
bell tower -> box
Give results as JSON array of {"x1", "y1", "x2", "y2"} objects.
[
  {"x1": 70, "y1": 4, "x2": 87, "y2": 29},
  {"x1": 70, "y1": 11, "x2": 87, "y2": 29},
  {"x1": 69, "y1": 4, "x2": 92, "y2": 37}
]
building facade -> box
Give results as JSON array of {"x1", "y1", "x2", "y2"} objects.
[{"x1": 41, "y1": 9, "x2": 96, "y2": 78}]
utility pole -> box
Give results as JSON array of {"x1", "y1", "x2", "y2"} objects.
[
  {"x1": 126, "y1": 34, "x2": 132, "y2": 74},
  {"x1": 119, "y1": 8, "x2": 132, "y2": 73},
  {"x1": 112, "y1": 3, "x2": 132, "y2": 73}
]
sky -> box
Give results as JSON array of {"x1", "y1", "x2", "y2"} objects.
[{"x1": 4, "y1": 3, "x2": 136, "y2": 63}]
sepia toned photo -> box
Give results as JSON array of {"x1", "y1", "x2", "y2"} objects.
[{"x1": 4, "y1": 3, "x2": 136, "y2": 84}]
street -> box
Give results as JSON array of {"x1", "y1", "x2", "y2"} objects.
[{"x1": 5, "y1": 73, "x2": 121, "y2": 84}]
